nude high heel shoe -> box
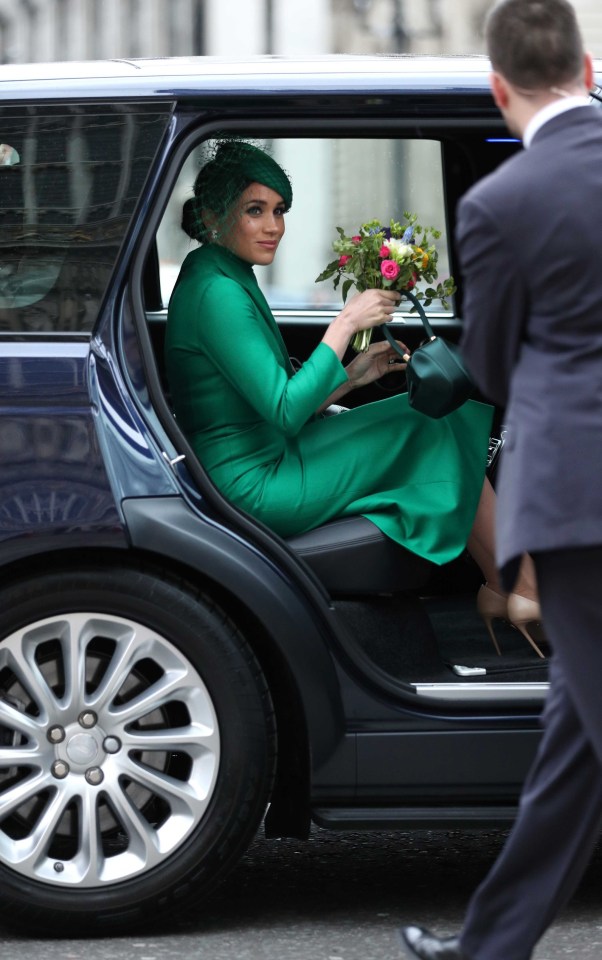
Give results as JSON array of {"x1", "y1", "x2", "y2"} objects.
[
  {"x1": 507, "y1": 593, "x2": 547, "y2": 659},
  {"x1": 476, "y1": 584, "x2": 507, "y2": 655}
]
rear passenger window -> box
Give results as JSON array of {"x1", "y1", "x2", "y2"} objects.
[
  {"x1": 0, "y1": 104, "x2": 171, "y2": 336},
  {"x1": 157, "y1": 136, "x2": 453, "y2": 315}
]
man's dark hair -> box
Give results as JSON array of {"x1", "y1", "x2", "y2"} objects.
[{"x1": 485, "y1": 0, "x2": 584, "y2": 90}]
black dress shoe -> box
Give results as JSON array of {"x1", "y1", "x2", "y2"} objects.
[{"x1": 400, "y1": 925, "x2": 469, "y2": 959}]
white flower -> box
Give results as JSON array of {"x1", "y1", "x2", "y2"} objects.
[{"x1": 383, "y1": 238, "x2": 414, "y2": 261}]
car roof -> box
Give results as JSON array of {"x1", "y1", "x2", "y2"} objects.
[
  {"x1": 0, "y1": 54, "x2": 502, "y2": 101},
  {"x1": 2, "y1": 54, "x2": 600, "y2": 105}
]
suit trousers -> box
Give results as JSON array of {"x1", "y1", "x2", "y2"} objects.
[{"x1": 460, "y1": 546, "x2": 602, "y2": 960}]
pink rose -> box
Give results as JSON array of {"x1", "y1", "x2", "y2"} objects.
[
  {"x1": 379, "y1": 244, "x2": 390, "y2": 258},
  {"x1": 351, "y1": 235, "x2": 362, "y2": 245},
  {"x1": 338, "y1": 254, "x2": 351, "y2": 267},
  {"x1": 380, "y1": 259, "x2": 400, "y2": 281}
]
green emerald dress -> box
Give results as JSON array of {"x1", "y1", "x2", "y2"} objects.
[{"x1": 165, "y1": 244, "x2": 493, "y2": 565}]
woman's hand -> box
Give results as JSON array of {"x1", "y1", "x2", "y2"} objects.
[
  {"x1": 339, "y1": 288, "x2": 401, "y2": 332},
  {"x1": 345, "y1": 339, "x2": 410, "y2": 390},
  {"x1": 322, "y1": 288, "x2": 401, "y2": 361}
]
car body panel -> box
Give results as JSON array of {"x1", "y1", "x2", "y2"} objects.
[{"x1": 0, "y1": 341, "x2": 126, "y2": 559}]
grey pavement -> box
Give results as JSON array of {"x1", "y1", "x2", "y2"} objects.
[{"x1": 0, "y1": 826, "x2": 601, "y2": 958}]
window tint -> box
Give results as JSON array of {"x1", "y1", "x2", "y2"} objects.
[
  {"x1": 0, "y1": 104, "x2": 171, "y2": 335},
  {"x1": 158, "y1": 137, "x2": 452, "y2": 314}
]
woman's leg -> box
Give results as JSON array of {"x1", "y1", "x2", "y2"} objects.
[
  {"x1": 466, "y1": 476, "x2": 503, "y2": 591},
  {"x1": 513, "y1": 552, "x2": 538, "y2": 602},
  {"x1": 467, "y1": 476, "x2": 538, "y2": 601}
]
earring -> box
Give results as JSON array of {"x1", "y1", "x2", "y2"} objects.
[{"x1": 211, "y1": 229, "x2": 219, "y2": 241}]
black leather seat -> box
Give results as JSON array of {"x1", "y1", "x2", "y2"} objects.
[{"x1": 287, "y1": 515, "x2": 433, "y2": 596}]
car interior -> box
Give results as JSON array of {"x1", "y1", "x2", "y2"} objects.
[{"x1": 137, "y1": 128, "x2": 550, "y2": 700}]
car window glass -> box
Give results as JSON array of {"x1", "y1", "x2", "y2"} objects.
[
  {"x1": 157, "y1": 137, "x2": 452, "y2": 315},
  {"x1": 0, "y1": 104, "x2": 171, "y2": 336}
]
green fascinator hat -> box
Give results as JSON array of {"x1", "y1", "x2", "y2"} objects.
[{"x1": 182, "y1": 139, "x2": 293, "y2": 242}]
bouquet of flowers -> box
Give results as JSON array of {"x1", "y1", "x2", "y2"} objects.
[{"x1": 315, "y1": 213, "x2": 456, "y2": 352}]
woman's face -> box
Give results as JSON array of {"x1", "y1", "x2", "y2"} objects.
[{"x1": 214, "y1": 182, "x2": 286, "y2": 265}]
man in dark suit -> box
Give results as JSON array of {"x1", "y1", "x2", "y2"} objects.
[{"x1": 400, "y1": 1, "x2": 602, "y2": 958}]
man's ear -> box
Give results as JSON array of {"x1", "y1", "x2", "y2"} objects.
[
  {"x1": 584, "y1": 52, "x2": 594, "y2": 92},
  {"x1": 490, "y1": 71, "x2": 510, "y2": 111}
]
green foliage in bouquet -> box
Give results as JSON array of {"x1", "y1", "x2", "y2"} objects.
[{"x1": 315, "y1": 213, "x2": 456, "y2": 351}]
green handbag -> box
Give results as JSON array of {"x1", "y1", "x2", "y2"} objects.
[{"x1": 382, "y1": 289, "x2": 474, "y2": 419}]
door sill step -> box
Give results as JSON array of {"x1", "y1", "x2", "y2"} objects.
[{"x1": 312, "y1": 805, "x2": 518, "y2": 830}]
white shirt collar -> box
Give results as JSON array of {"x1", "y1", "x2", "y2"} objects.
[{"x1": 523, "y1": 95, "x2": 590, "y2": 148}]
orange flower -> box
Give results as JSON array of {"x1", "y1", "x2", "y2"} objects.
[{"x1": 414, "y1": 246, "x2": 429, "y2": 270}]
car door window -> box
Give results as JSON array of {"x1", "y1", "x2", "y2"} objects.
[
  {"x1": 0, "y1": 104, "x2": 171, "y2": 335},
  {"x1": 157, "y1": 136, "x2": 453, "y2": 317}
]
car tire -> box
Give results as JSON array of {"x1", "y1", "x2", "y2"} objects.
[{"x1": 0, "y1": 563, "x2": 276, "y2": 934}]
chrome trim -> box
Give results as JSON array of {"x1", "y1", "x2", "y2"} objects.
[
  {"x1": 412, "y1": 682, "x2": 548, "y2": 702},
  {"x1": 0, "y1": 341, "x2": 90, "y2": 357},
  {"x1": 147, "y1": 308, "x2": 456, "y2": 324},
  {"x1": 0, "y1": 332, "x2": 92, "y2": 341},
  {"x1": 275, "y1": 311, "x2": 410, "y2": 323}
]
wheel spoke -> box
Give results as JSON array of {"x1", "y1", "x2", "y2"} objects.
[
  {"x1": 4, "y1": 783, "x2": 72, "y2": 868},
  {"x1": 0, "y1": 744, "x2": 44, "y2": 767},
  {"x1": 123, "y1": 724, "x2": 218, "y2": 756},
  {"x1": 108, "y1": 669, "x2": 190, "y2": 727},
  {"x1": 105, "y1": 783, "x2": 163, "y2": 868},
  {"x1": 0, "y1": 770, "x2": 50, "y2": 819},
  {"x1": 84, "y1": 631, "x2": 141, "y2": 714},
  {"x1": 0, "y1": 697, "x2": 43, "y2": 740},
  {"x1": 70, "y1": 789, "x2": 103, "y2": 883},
  {"x1": 58, "y1": 613, "x2": 96, "y2": 711},
  {"x1": 0, "y1": 643, "x2": 58, "y2": 724},
  {"x1": 124, "y1": 758, "x2": 209, "y2": 816}
]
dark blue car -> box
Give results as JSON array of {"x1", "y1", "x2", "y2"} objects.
[{"x1": 0, "y1": 55, "x2": 599, "y2": 934}]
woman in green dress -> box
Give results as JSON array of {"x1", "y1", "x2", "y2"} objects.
[{"x1": 165, "y1": 140, "x2": 542, "y2": 651}]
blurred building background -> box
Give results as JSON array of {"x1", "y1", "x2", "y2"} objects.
[
  {"x1": 1, "y1": 0, "x2": 602, "y2": 64},
  {"x1": 2, "y1": 0, "x2": 601, "y2": 315}
]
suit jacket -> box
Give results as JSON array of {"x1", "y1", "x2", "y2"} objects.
[{"x1": 457, "y1": 105, "x2": 602, "y2": 583}]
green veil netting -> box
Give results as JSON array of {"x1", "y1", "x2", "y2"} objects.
[{"x1": 182, "y1": 138, "x2": 293, "y2": 242}]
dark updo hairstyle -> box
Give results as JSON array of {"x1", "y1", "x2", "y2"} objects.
[{"x1": 181, "y1": 139, "x2": 293, "y2": 244}]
